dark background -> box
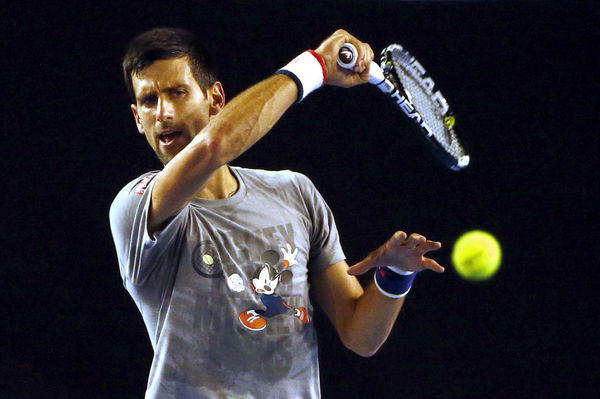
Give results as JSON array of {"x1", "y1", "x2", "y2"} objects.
[{"x1": 2, "y1": 0, "x2": 598, "y2": 398}]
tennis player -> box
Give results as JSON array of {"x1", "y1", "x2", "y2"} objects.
[{"x1": 110, "y1": 27, "x2": 444, "y2": 398}]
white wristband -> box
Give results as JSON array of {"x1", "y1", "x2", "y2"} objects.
[
  {"x1": 276, "y1": 50, "x2": 327, "y2": 102},
  {"x1": 386, "y1": 266, "x2": 414, "y2": 276}
]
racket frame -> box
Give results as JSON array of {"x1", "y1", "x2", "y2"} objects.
[{"x1": 337, "y1": 42, "x2": 469, "y2": 170}]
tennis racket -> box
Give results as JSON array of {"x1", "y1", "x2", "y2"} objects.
[{"x1": 338, "y1": 43, "x2": 470, "y2": 171}]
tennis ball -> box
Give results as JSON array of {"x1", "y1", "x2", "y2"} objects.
[
  {"x1": 202, "y1": 254, "x2": 214, "y2": 265},
  {"x1": 452, "y1": 230, "x2": 502, "y2": 281}
]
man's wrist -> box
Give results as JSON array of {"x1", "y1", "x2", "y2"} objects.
[
  {"x1": 275, "y1": 50, "x2": 328, "y2": 103},
  {"x1": 374, "y1": 266, "x2": 418, "y2": 299}
]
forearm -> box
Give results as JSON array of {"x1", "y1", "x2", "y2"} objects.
[
  {"x1": 151, "y1": 74, "x2": 297, "y2": 226},
  {"x1": 341, "y1": 237, "x2": 440, "y2": 356},
  {"x1": 201, "y1": 74, "x2": 297, "y2": 167},
  {"x1": 144, "y1": 29, "x2": 373, "y2": 234},
  {"x1": 316, "y1": 232, "x2": 443, "y2": 357},
  {"x1": 342, "y1": 283, "x2": 406, "y2": 357},
  {"x1": 313, "y1": 261, "x2": 408, "y2": 358}
]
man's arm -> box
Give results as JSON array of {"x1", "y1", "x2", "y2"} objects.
[
  {"x1": 149, "y1": 29, "x2": 374, "y2": 234},
  {"x1": 312, "y1": 231, "x2": 444, "y2": 357},
  {"x1": 149, "y1": 74, "x2": 297, "y2": 233}
]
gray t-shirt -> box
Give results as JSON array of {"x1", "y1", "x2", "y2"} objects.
[{"x1": 110, "y1": 166, "x2": 345, "y2": 399}]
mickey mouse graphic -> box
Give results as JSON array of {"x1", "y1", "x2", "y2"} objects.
[{"x1": 238, "y1": 244, "x2": 310, "y2": 331}]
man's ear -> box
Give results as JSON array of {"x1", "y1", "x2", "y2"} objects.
[
  {"x1": 208, "y1": 81, "x2": 226, "y2": 116},
  {"x1": 130, "y1": 104, "x2": 144, "y2": 134}
]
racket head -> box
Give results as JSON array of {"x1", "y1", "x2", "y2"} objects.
[{"x1": 381, "y1": 44, "x2": 470, "y2": 170}]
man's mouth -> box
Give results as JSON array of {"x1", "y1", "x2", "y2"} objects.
[{"x1": 158, "y1": 130, "x2": 182, "y2": 145}]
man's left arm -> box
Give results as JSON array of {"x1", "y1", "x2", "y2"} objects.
[{"x1": 311, "y1": 231, "x2": 444, "y2": 357}]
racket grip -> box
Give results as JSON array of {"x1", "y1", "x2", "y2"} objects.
[{"x1": 337, "y1": 43, "x2": 385, "y2": 85}]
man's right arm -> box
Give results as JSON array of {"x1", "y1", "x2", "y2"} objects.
[
  {"x1": 148, "y1": 74, "x2": 298, "y2": 234},
  {"x1": 149, "y1": 29, "x2": 374, "y2": 234}
]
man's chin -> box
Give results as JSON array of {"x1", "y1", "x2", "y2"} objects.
[
  {"x1": 155, "y1": 149, "x2": 176, "y2": 165},
  {"x1": 156, "y1": 154, "x2": 175, "y2": 165},
  {"x1": 155, "y1": 143, "x2": 186, "y2": 165},
  {"x1": 157, "y1": 155, "x2": 171, "y2": 165},
  {"x1": 158, "y1": 134, "x2": 195, "y2": 164}
]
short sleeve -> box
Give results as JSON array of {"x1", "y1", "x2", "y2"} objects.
[
  {"x1": 294, "y1": 173, "x2": 346, "y2": 274},
  {"x1": 109, "y1": 172, "x2": 188, "y2": 285}
]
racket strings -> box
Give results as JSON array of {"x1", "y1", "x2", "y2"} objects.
[
  {"x1": 381, "y1": 47, "x2": 465, "y2": 164},
  {"x1": 391, "y1": 58, "x2": 464, "y2": 160}
]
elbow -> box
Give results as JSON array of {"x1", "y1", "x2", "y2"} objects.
[
  {"x1": 188, "y1": 128, "x2": 227, "y2": 170},
  {"x1": 341, "y1": 334, "x2": 382, "y2": 358},
  {"x1": 205, "y1": 134, "x2": 227, "y2": 169},
  {"x1": 349, "y1": 344, "x2": 380, "y2": 358},
  {"x1": 345, "y1": 342, "x2": 380, "y2": 358},
  {"x1": 202, "y1": 115, "x2": 259, "y2": 167}
]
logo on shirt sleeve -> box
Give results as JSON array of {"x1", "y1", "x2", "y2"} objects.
[{"x1": 134, "y1": 173, "x2": 158, "y2": 195}]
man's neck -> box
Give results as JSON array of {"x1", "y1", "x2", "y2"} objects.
[{"x1": 196, "y1": 164, "x2": 239, "y2": 200}]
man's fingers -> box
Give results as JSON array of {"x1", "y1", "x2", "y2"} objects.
[
  {"x1": 418, "y1": 240, "x2": 442, "y2": 253},
  {"x1": 361, "y1": 42, "x2": 373, "y2": 71},
  {"x1": 349, "y1": 231, "x2": 444, "y2": 275},
  {"x1": 391, "y1": 231, "x2": 408, "y2": 242},
  {"x1": 316, "y1": 29, "x2": 375, "y2": 87},
  {"x1": 398, "y1": 233, "x2": 441, "y2": 252},
  {"x1": 354, "y1": 42, "x2": 374, "y2": 77},
  {"x1": 347, "y1": 259, "x2": 374, "y2": 276},
  {"x1": 423, "y1": 258, "x2": 445, "y2": 273},
  {"x1": 404, "y1": 233, "x2": 426, "y2": 248}
]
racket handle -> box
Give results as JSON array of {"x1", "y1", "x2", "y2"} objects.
[{"x1": 337, "y1": 43, "x2": 386, "y2": 86}]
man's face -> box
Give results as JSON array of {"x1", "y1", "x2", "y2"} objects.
[{"x1": 130, "y1": 57, "x2": 223, "y2": 164}]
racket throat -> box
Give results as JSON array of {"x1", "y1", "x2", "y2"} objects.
[
  {"x1": 388, "y1": 89, "x2": 427, "y2": 128},
  {"x1": 375, "y1": 79, "x2": 396, "y2": 94}
]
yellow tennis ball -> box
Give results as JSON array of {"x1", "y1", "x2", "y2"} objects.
[
  {"x1": 452, "y1": 230, "x2": 502, "y2": 281},
  {"x1": 202, "y1": 254, "x2": 214, "y2": 265}
]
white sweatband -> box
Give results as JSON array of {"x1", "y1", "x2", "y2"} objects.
[
  {"x1": 386, "y1": 266, "x2": 414, "y2": 276},
  {"x1": 276, "y1": 50, "x2": 328, "y2": 102}
]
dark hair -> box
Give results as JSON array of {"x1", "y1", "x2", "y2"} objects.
[{"x1": 122, "y1": 27, "x2": 217, "y2": 102}]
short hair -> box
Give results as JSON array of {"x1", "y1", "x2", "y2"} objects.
[{"x1": 122, "y1": 27, "x2": 217, "y2": 102}]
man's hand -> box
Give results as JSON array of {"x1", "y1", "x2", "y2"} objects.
[
  {"x1": 347, "y1": 231, "x2": 445, "y2": 275},
  {"x1": 315, "y1": 29, "x2": 374, "y2": 88}
]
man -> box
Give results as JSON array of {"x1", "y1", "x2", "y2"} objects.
[{"x1": 110, "y1": 27, "x2": 444, "y2": 398}]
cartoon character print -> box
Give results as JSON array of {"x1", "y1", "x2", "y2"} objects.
[{"x1": 237, "y1": 244, "x2": 310, "y2": 331}]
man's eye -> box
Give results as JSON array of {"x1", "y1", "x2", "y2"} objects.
[
  {"x1": 141, "y1": 96, "x2": 157, "y2": 106},
  {"x1": 174, "y1": 90, "x2": 186, "y2": 96}
]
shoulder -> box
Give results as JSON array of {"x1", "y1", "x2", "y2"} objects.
[
  {"x1": 113, "y1": 170, "x2": 161, "y2": 201},
  {"x1": 232, "y1": 166, "x2": 315, "y2": 191},
  {"x1": 109, "y1": 171, "x2": 161, "y2": 218}
]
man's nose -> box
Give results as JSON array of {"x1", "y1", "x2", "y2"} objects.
[{"x1": 156, "y1": 97, "x2": 174, "y2": 121}]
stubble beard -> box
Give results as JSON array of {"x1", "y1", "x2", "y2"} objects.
[
  {"x1": 156, "y1": 151, "x2": 172, "y2": 166},
  {"x1": 154, "y1": 141, "x2": 187, "y2": 166}
]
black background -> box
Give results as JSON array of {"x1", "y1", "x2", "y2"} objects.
[{"x1": 2, "y1": 1, "x2": 598, "y2": 398}]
